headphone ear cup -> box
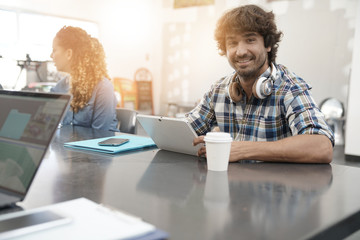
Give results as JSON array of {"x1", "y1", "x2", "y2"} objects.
[
  {"x1": 229, "y1": 82, "x2": 243, "y2": 103},
  {"x1": 252, "y1": 77, "x2": 272, "y2": 99}
]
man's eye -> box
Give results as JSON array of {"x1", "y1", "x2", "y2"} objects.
[
  {"x1": 247, "y1": 38, "x2": 256, "y2": 43},
  {"x1": 227, "y1": 41, "x2": 237, "y2": 47}
]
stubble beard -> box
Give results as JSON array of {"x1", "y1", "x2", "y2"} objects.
[{"x1": 234, "y1": 53, "x2": 268, "y2": 81}]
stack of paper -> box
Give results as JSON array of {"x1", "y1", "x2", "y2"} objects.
[{"x1": 0, "y1": 198, "x2": 167, "y2": 240}]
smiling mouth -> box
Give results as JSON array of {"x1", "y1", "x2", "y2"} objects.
[
  {"x1": 237, "y1": 59, "x2": 251, "y2": 63},
  {"x1": 235, "y1": 55, "x2": 253, "y2": 62},
  {"x1": 235, "y1": 58, "x2": 253, "y2": 67}
]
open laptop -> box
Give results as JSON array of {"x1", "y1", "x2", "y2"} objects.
[
  {"x1": 137, "y1": 114, "x2": 203, "y2": 156},
  {"x1": 0, "y1": 90, "x2": 70, "y2": 208}
]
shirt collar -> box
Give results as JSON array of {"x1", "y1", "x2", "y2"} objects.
[{"x1": 259, "y1": 64, "x2": 273, "y2": 80}]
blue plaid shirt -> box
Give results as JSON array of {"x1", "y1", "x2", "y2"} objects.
[{"x1": 186, "y1": 64, "x2": 334, "y2": 145}]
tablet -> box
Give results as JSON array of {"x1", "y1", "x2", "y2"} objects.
[{"x1": 136, "y1": 115, "x2": 203, "y2": 156}]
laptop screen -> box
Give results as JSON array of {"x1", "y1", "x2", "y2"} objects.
[{"x1": 0, "y1": 90, "x2": 70, "y2": 195}]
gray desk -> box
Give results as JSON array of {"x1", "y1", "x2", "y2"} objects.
[{"x1": 19, "y1": 126, "x2": 360, "y2": 240}]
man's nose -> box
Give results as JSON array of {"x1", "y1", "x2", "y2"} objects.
[{"x1": 235, "y1": 42, "x2": 248, "y2": 56}]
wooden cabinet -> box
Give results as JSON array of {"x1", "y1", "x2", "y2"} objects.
[
  {"x1": 113, "y1": 77, "x2": 137, "y2": 109},
  {"x1": 134, "y1": 68, "x2": 153, "y2": 115}
]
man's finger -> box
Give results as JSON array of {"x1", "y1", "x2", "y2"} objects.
[{"x1": 193, "y1": 135, "x2": 205, "y2": 146}]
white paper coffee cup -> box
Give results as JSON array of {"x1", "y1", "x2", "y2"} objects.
[{"x1": 204, "y1": 132, "x2": 232, "y2": 171}]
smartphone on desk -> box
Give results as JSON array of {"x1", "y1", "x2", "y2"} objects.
[
  {"x1": 0, "y1": 210, "x2": 71, "y2": 239},
  {"x1": 98, "y1": 138, "x2": 129, "y2": 147}
]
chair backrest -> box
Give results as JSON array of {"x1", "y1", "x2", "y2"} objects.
[
  {"x1": 116, "y1": 108, "x2": 137, "y2": 134},
  {"x1": 319, "y1": 98, "x2": 344, "y2": 119},
  {"x1": 319, "y1": 98, "x2": 345, "y2": 145}
]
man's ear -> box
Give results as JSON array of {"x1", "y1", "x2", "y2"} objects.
[{"x1": 66, "y1": 49, "x2": 73, "y2": 61}]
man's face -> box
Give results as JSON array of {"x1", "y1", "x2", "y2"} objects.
[{"x1": 225, "y1": 31, "x2": 271, "y2": 81}]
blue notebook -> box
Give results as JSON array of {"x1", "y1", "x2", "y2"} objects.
[{"x1": 64, "y1": 135, "x2": 157, "y2": 154}]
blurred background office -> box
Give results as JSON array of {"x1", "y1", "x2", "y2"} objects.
[{"x1": 0, "y1": 0, "x2": 359, "y2": 154}]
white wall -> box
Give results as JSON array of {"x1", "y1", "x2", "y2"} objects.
[
  {"x1": 0, "y1": 0, "x2": 98, "y2": 20},
  {"x1": 94, "y1": 0, "x2": 163, "y2": 114},
  {"x1": 0, "y1": 0, "x2": 358, "y2": 118},
  {"x1": 159, "y1": 0, "x2": 358, "y2": 114},
  {"x1": 275, "y1": 0, "x2": 356, "y2": 106},
  {"x1": 345, "y1": 0, "x2": 360, "y2": 156},
  {"x1": 160, "y1": 1, "x2": 232, "y2": 114}
]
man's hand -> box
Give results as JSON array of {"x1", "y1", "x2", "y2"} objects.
[
  {"x1": 193, "y1": 136, "x2": 206, "y2": 157},
  {"x1": 194, "y1": 135, "x2": 242, "y2": 161}
]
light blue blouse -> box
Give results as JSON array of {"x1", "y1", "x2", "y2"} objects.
[{"x1": 51, "y1": 76, "x2": 119, "y2": 132}]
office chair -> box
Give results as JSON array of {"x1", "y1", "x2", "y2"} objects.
[
  {"x1": 319, "y1": 98, "x2": 345, "y2": 145},
  {"x1": 116, "y1": 108, "x2": 138, "y2": 134}
]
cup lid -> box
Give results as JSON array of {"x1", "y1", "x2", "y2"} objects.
[{"x1": 204, "y1": 132, "x2": 232, "y2": 142}]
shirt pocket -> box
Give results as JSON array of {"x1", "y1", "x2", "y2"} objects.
[{"x1": 252, "y1": 114, "x2": 287, "y2": 141}]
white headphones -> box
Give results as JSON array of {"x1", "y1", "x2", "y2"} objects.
[{"x1": 228, "y1": 63, "x2": 277, "y2": 102}]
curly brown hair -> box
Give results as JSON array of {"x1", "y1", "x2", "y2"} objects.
[
  {"x1": 214, "y1": 5, "x2": 283, "y2": 63},
  {"x1": 55, "y1": 26, "x2": 110, "y2": 113}
]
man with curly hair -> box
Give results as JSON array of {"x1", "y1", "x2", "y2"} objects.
[
  {"x1": 50, "y1": 26, "x2": 118, "y2": 131},
  {"x1": 188, "y1": 5, "x2": 334, "y2": 163}
]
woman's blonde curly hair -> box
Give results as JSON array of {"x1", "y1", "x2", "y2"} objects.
[{"x1": 55, "y1": 26, "x2": 110, "y2": 113}]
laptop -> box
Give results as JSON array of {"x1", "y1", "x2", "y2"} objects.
[
  {"x1": 0, "y1": 90, "x2": 70, "y2": 208},
  {"x1": 137, "y1": 114, "x2": 203, "y2": 156}
]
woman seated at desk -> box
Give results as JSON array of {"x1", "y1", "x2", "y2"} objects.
[{"x1": 50, "y1": 26, "x2": 118, "y2": 131}]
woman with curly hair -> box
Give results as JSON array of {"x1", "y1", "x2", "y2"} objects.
[{"x1": 50, "y1": 26, "x2": 118, "y2": 131}]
